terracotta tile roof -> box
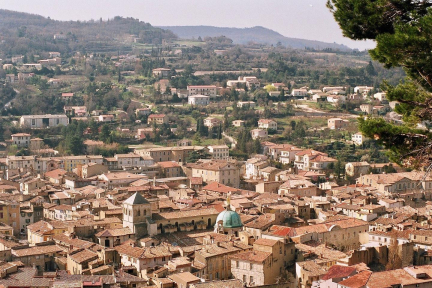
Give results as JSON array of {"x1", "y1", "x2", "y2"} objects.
[
  {"x1": 338, "y1": 270, "x2": 372, "y2": 288},
  {"x1": 203, "y1": 182, "x2": 240, "y2": 194},
  {"x1": 95, "y1": 228, "x2": 133, "y2": 237},
  {"x1": 168, "y1": 272, "x2": 200, "y2": 284},
  {"x1": 115, "y1": 243, "x2": 172, "y2": 259},
  {"x1": 100, "y1": 172, "x2": 146, "y2": 181},
  {"x1": 148, "y1": 114, "x2": 166, "y2": 118},
  {"x1": 369, "y1": 229, "x2": 411, "y2": 240},
  {"x1": 192, "y1": 279, "x2": 243, "y2": 288},
  {"x1": 27, "y1": 220, "x2": 57, "y2": 235},
  {"x1": 196, "y1": 243, "x2": 242, "y2": 259},
  {"x1": 309, "y1": 155, "x2": 337, "y2": 162},
  {"x1": 11, "y1": 133, "x2": 31, "y2": 137},
  {"x1": 188, "y1": 160, "x2": 238, "y2": 171},
  {"x1": 53, "y1": 234, "x2": 103, "y2": 251},
  {"x1": 321, "y1": 265, "x2": 356, "y2": 280},
  {"x1": 323, "y1": 217, "x2": 369, "y2": 229},
  {"x1": 189, "y1": 177, "x2": 203, "y2": 185},
  {"x1": 12, "y1": 245, "x2": 62, "y2": 257},
  {"x1": 266, "y1": 225, "x2": 292, "y2": 237},
  {"x1": 0, "y1": 237, "x2": 21, "y2": 249},
  {"x1": 280, "y1": 179, "x2": 316, "y2": 189},
  {"x1": 158, "y1": 161, "x2": 180, "y2": 168},
  {"x1": 290, "y1": 218, "x2": 368, "y2": 237},
  {"x1": 295, "y1": 149, "x2": 326, "y2": 157},
  {"x1": 152, "y1": 207, "x2": 220, "y2": 220},
  {"x1": 296, "y1": 243, "x2": 347, "y2": 261},
  {"x1": 243, "y1": 214, "x2": 275, "y2": 230},
  {"x1": 297, "y1": 260, "x2": 328, "y2": 276},
  {"x1": 44, "y1": 169, "x2": 67, "y2": 180},
  {"x1": 69, "y1": 249, "x2": 98, "y2": 264},
  {"x1": 254, "y1": 238, "x2": 278, "y2": 247},
  {"x1": 229, "y1": 250, "x2": 271, "y2": 263},
  {"x1": 258, "y1": 119, "x2": 276, "y2": 124}
]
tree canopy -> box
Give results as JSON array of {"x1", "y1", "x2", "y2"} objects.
[{"x1": 328, "y1": 0, "x2": 432, "y2": 169}]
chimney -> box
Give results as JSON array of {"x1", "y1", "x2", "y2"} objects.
[{"x1": 153, "y1": 176, "x2": 156, "y2": 186}]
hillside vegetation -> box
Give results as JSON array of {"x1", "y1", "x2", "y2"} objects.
[{"x1": 0, "y1": 9, "x2": 177, "y2": 56}]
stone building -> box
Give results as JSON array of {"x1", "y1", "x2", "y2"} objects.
[
  {"x1": 122, "y1": 193, "x2": 152, "y2": 238},
  {"x1": 11, "y1": 133, "x2": 31, "y2": 148},
  {"x1": 230, "y1": 238, "x2": 295, "y2": 286},
  {"x1": 188, "y1": 160, "x2": 240, "y2": 188}
]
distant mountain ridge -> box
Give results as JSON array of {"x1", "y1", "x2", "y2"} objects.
[{"x1": 159, "y1": 25, "x2": 351, "y2": 51}]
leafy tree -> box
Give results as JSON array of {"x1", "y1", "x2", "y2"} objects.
[
  {"x1": 69, "y1": 135, "x2": 84, "y2": 155},
  {"x1": 264, "y1": 84, "x2": 277, "y2": 93},
  {"x1": 278, "y1": 89, "x2": 285, "y2": 102},
  {"x1": 252, "y1": 138, "x2": 262, "y2": 154},
  {"x1": 386, "y1": 231, "x2": 402, "y2": 271},
  {"x1": 365, "y1": 61, "x2": 376, "y2": 76},
  {"x1": 100, "y1": 124, "x2": 111, "y2": 143},
  {"x1": 88, "y1": 119, "x2": 98, "y2": 137},
  {"x1": 186, "y1": 149, "x2": 211, "y2": 163},
  {"x1": 223, "y1": 111, "x2": 229, "y2": 130},
  {"x1": 197, "y1": 118, "x2": 208, "y2": 137},
  {"x1": 327, "y1": 0, "x2": 432, "y2": 169},
  {"x1": 335, "y1": 159, "x2": 343, "y2": 179}
]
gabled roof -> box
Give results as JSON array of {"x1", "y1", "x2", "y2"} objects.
[
  {"x1": 95, "y1": 228, "x2": 133, "y2": 237},
  {"x1": 258, "y1": 119, "x2": 276, "y2": 124},
  {"x1": 338, "y1": 270, "x2": 372, "y2": 288},
  {"x1": 321, "y1": 265, "x2": 356, "y2": 280},
  {"x1": 148, "y1": 114, "x2": 166, "y2": 118},
  {"x1": 229, "y1": 250, "x2": 271, "y2": 263}
]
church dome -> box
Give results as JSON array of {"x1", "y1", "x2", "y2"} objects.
[{"x1": 215, "y1": 209, "x2": 243, "y2": 229}]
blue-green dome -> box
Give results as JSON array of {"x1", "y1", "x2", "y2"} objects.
[{"x1": 215, "y1": 210, "x2": 243, "y2": 229}]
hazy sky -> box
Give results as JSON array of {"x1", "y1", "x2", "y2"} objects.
[{"x1": 0, "y1": 0, "x2": 374, "y2": 50}]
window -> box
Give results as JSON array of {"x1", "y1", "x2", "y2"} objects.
[
  {"x1": 250, "y1": 263, "x2": 252, "y2": 270},
  {"x1": 250, "y1": 276, "x2": 253, "y2": 284},
  {"x1": 243, "y1": 275, "x2": 246, "y2": 283},
  {"x1": 236, "y1": 261, "x2": 239, "y2": 268}
]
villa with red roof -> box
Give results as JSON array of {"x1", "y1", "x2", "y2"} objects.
[
  {"x1": 148, "y1": 114, "x2": 168, "y2": 125},
  {"x1": 258, "y1": 119, "x2": 277, "y2": 130}
]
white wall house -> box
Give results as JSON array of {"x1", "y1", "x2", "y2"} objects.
[
  {"x1": 188, "y1": 95, "x2": 210, "y2": 106},
  {"x1": 20, "y1": 115, "x2": 69, "y2": 128},
  {"x1": 187, "y1": 85, "x2": 217, "y2": 97}
]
